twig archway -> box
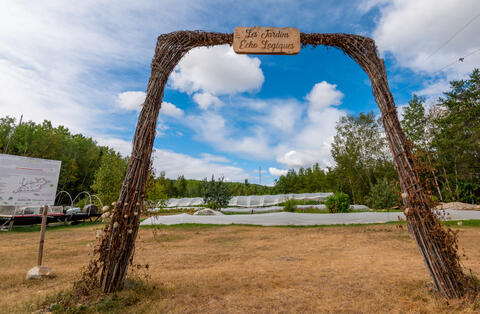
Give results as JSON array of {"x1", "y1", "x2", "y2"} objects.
[{"x1": 86, "y1": 31, "x2": 470, "y2": 298}]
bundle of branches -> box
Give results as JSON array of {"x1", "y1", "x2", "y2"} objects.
[{"x1": 77, "y1": 30, "x2": 476, "y2": 298}]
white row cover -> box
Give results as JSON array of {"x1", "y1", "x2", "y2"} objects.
[
  {"x1": 140, "y1": 210, "x2": 480, "y2": 227},
  {"x1": 162, "y1": 192, "x2": 333, "y2": 208}
]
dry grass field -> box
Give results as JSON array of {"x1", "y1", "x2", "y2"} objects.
[{"x1": 1, "y1": 222, "x2": 479, "y2": 313}]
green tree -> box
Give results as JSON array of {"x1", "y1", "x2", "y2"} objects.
[
  {"x1": 91, "y1": 149, "x2": 128, "y2": 206},
  {"x1": 202, "y1": 175, "x2": 232, "y2": 209},
  {"x1": 431, "y1": 69, "x2": 480, "y2": 202},
  {"x1": 366, "y1": 178, "x2": 400, "y2": 209},
  {"x1": 331, "y1": 112, "x2": 395, "y2": 204},
  {"x1": 325, "y1": 192, "x2": 350, "y2": 213},
  {"x1": 0, "y1": 116, "x2": 106, "y2": 199},
  {"x1": 174, "y1": 175, "x2": 187, "y2": 197},
  {"x1": 401, "y1": 95, "x2": 427, "y2": 149},
  {"x1": 401, "y1": 95, "x2": 444, "y2": 201}
]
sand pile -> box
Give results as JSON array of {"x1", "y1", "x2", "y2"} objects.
[{"x1": 435, "y1": 202, "x2": 480, "y2": 211}]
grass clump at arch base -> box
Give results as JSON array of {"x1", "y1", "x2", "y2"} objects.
[{"x1": 29, "y1": 277, "x2": 161, "y2": 313}]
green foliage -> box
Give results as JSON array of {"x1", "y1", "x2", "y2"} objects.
[
  {"x1": 330, "y1": 112, "x2": 396, "y2": 204},
  {"x1": 401, "y1": 95, "x2": 428, "y2": 149},
  {"x1": 397, "y1": 68, "x2": 480, "y2": 203},
  {"x1": 206, "y1": 201, "x2": 221, "y2": 210},
  {"x1": 283, "y1": 198, "x2": 297, "y2": 212},
  {"x1": 2, "y1": 68, "x2": 478, "y2": 209},
  {"x1": 365, "y1": 179, "x2": 400, "y2": 209},
  {"x1": 144, "y1": 172, "x2": 274, "y2": 200},
  {"x1": 75, "y1": 196, "x2": 91, "y2": 209},
  {"x1": 325, "y1": 192, "x2": 350, "y2": 213},
  {"x1": 39, "y1": 278, "x2": 156, "y2": 313},
  {"x1": 272, "y1": 68, "x2": 479, "y2": 206},
  {"x1": 430, "y1": 69, "x2": 480, "y2": 202},
  {"x1": 202, "y1": 175, "x2": 232, "y2": 209},
  {"x1": 0, "y1": 118, "x2": 106, "y2": 199},
  {"x1": 274, "y1": 163, "x2": 333, "y2": 194},
  {"x1": 91, "y1": 149, "x2": 128, "y2": 206}
]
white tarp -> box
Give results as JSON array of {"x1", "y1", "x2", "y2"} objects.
[
  {"x1": 163, "y1": 192, "x2": 333, "y2": 208},
  {"x1": 140, "y1": 210, "x2": 480, "y2": 227},
  {"x1": 0, "y1": 154, "x2": 61, "y2": 206}
]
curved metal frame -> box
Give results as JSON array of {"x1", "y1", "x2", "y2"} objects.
[{"x1": 55, "y1": 190, "x2": 74, "y2": 208}]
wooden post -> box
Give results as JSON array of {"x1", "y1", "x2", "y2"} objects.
[{"x1": 37, "y1": 205, "x2": 48, "y2": 266}]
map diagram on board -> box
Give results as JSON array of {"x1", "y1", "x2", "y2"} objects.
[
  {"x1": 0, "y1": 154, "x2": 61, "y2": 206},
  {"x1": 12, "y1": 177, "x2": 50, "y2": 193}
]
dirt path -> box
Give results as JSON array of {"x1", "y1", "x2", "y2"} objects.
[{"x1": 1, "y1": 223, "x2": 479, "y2": 313}]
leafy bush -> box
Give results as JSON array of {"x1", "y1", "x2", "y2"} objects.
[
  {"x1": 283, "y1": 198, "x2": 297, "y2": 212},
  {"x1": 206, "y1": 201, "x2": 221, "y2": 210},
  {"x1": 202, "y1": 175, "x2": 232, "y2": 209},
  {"x1": 366, "y1": 179, "x2": 400, "y2": 209},
  {"x1": 325, "y1": 192, "x2": 350, "y2": 213}
]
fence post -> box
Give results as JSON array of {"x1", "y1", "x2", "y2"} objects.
[{"x1": 37, "y1": 205, "x2": 48, "y2": 266}]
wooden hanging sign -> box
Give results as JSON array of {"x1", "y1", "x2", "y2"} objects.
[{"x1": 233, "y1": 26, "x2": 300, "y2": 55}]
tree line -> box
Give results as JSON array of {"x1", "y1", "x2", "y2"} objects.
[
  {"x1": 1, "y1": 68, "x2": 478, "y2": 209},
  {"x1": 274, "y1": 69, "x2": 480, "y2": 207},
  {"x1": 0, "y1": 117, "x2": 127, "y2": 203}
]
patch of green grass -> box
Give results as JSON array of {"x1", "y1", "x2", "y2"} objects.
[
  {"x1": 29, "y1": 278, "x2": 157, "y2": 313},
  {"x1": 441, "y1": 219, "x2": 480, "y2": 228},
  {"x1": 7, "y1": 221, "x2": 103, "y2": 233},
  {"x1": 292, "y1": 207, "x2": 329, "y2": 214}
]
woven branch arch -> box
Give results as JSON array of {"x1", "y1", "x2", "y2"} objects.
[{"x1": 88, "y1": 31, "x2": 468, "y2": 297}]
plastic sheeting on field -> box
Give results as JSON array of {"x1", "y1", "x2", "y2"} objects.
[
  {"x1": 161, "y1": 192, "x2": 333, "y2": 208},
  {"x1": 140, "y1": 210, "x2": 480, "y2": 227},
  {"x1": 220, "y1": 204, "x2": 371, "y2": 214}
]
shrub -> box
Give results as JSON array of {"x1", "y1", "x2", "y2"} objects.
[
  {"x1": 325, "y1": 192, "x2": 350, "y2": 213},
  {"x1": 283, "y1": 198, "x2": 297, "y2": 212},
  {"x1": 366, "y1": 178, "x2": 400, "y2": 209},
  {"x1": 206, "y1": 201, "x2": 221, "y2": 210},
  {"x1": 202, "y1": 175, "x2": 232, "y2": 209}
]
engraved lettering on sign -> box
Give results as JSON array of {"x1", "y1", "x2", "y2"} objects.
[{"x1": 233, "y1": 27, "x2": 300, "y2": 55}]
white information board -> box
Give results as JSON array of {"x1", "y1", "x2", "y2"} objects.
[{"x1": 0, "y1": 154, "x2": 61, "y2": 206}]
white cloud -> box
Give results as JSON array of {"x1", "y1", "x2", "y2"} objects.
[
  {"x1": 170, "y1": 45, "x2": 264, "y2": 95},
  {"x1": 152, "y1": 149, "x2": 248, "y2": 181},
  {"x1": 192, "y1": 92, "x2": 224, "y2": 110},
  {"x1": 357, "y1": 0, "x2": 390, "y2": 14},
  {"x1": 274, "y1": 82, "x2": 345, "y2": 168},
  {"x1": 156, "y1": 122, "x2": 169, "y2": 137},
  {"x1": 268, "y1": 167, "x2": 288, "y2": 176},
  {"x1": 370, "y1": 0, "x2": 480, "y2": 99},
  {"x1": 263, "y1": 101, "x2": 302, "y2": 134},
  {"x1": 161, "y1": 101, "x2": 184, "y2": 118},
  {"x1": 116, "y1": 91, "x2": 145, "y2": 111},
  {"x1": 200, "y1": 153, "x2": 230, "y2": 163},
  {"x1": 95, "y1": 137, "x2": 133, "y2": 156},
  {"x1": 306, "y1": 81, "x2": 343, "y2": 110},
  {"x1": 94, "y1": 136, "x2": 249, "y2": 181},
  {"x1": 187, "y1": 111, "x2": 271, "y2": 159},
  {"x1": 415, "y1": 80, "x2": 450, "y2": 98},
  {"x1": 181, "y1": 81, "x2": 345, "y2": 169}
]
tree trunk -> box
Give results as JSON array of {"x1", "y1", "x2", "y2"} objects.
[{"x1": 427, "y1": 154, "x2": 443, "y2": 201}]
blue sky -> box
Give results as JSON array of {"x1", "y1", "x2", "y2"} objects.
[{"x1": 1, "y1": 0, "x2": 479, "y2": 185}]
